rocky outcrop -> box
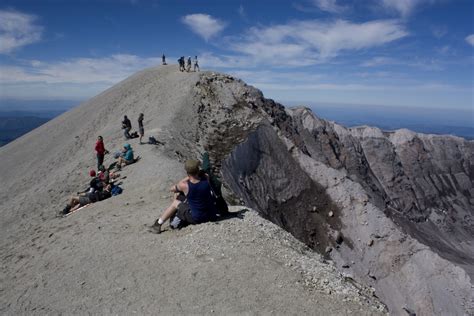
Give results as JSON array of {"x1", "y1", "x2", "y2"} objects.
[{"x1": 173, "y1": 73, "x2": 473, "y2": 315}]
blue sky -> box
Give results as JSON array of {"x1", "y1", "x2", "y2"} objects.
[{"x1": 0, "y1": 0, "x2": 473, "y2": 112}]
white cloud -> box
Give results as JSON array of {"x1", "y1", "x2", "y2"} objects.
[
  {"x1": 311, "y1": 0, "x2": 348, "y2": 13},
  {"x1": 230, "y1": 19, "x2": 408, "y2": 65},
  {"x1": 380, "y1": 0, "x2": 436, "y2": 17},
  {"x1": 361, "y1": 56, "x2": 443, "y2": 71},
  {"x1": 0, "y1": 10, "x2": 43, "y2": 54},
  {"x1": 238, "y1": 5, "x2": 246, "y2": 18},
  {"x1": 181, "y1": 14, "x2": 226, "y2": 41},
  {"x1": 0, "y1": 54, "x2": 162, "y2": 99},
  {"x1": 0, "y1": 54, "x2": 161, "y2": 84},
  {"x1": 466, "y1": 34, "x2": 474, "y2": 47}
]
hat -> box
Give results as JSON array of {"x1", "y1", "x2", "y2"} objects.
[
  {"x1": 124, "y1": 143, "x2": 131, "y2": 150},
  {"x1": 184, "y1": 159, "x2": 200, "y2": 175},
  {"x1": 89, "y1": 170, "x2": 96, "y2": 177}
]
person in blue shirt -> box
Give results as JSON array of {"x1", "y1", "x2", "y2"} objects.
[
  {"x1": 118, "y1": 143, "x2": 134, "y2": 168},
  {"x1": 151, "y1": 159, "x2": 217, "y2": 234}
]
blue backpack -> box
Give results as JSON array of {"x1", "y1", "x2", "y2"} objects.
[{"x1": 111, "y1": 185, "x2": 123, "y2": 196}]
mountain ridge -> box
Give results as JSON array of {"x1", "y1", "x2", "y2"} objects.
[{"x1": 0, "y1": 66, "x2": 472, "y2": 315}]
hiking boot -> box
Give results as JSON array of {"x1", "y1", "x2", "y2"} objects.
[
  {"x1": 61, "y1": 205, "x2": 71, "y2": 215},
  {"x1": 150, "y1": 219, "x2": 162, "y2": 234}
]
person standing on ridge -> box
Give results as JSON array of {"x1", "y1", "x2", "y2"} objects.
[
  {"x1": 162, "y1": 54, "x2": 166, "y2": 65},
  {"x1": 178, "y1": 56, "x2": 185, "y2": 71},
  {"x1": 122, "y1": 115, "x2": 132, "y2": 139},
  {"x1": 94, "y1": 136, "x2": 108, "y2": 169},
  {"x1": 186, "y1": 56, "x2": 192, "y2": 72},
  {"x1": 193, "y1": 55, "x2": 200, "y2": 72},
  {"x1": 138, "y1": 113, "x2": 145, "y2": 144}
]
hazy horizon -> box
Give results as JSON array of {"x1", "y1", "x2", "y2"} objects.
[{"x1": 1, "y1": 98, "x2": 472, "y2": 145}]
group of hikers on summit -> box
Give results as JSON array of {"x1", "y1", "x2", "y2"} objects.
[{"x1": 178, "y1": 56, "x2": 199, "y2": 72}]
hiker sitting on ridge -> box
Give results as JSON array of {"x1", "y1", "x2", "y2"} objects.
[
  {"x1": 122, "y1": 115, "x2": 132, "y2": 139},
  {"x1": 117, "y1": 143, "x2": 134, "y2": 168},
  {"x1": 83, "y1": 169, "x2": 104, "y2": 194},
  {"x1": 151, "y1": 159, "x2": 217, "y2": 234},
  {"x1": 98, "y1": 165, "x2": 120, "y2": 184}
]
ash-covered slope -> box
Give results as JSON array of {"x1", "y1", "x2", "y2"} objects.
[
  {"x1": 0, "y1": 66, "x2": 472, "y2": 315},
  {"x1": 0, "y1": 66, "x2": 384, "y2": 315}
]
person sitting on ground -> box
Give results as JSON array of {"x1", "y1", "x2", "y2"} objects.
[
  {"x1": 98, "y1": 165, "x2": 110, "y2": 184},
  {"x1": 151, "y1": 159, "x2": 217, "y2": 234},
  {"x1": 117, "y1": 143, "x2": 134, "y2": 168},
  {"x1": 122, "y1": 115, "x2": 132, "y2": 139},
  {"x1": 81, "y1": 169, "x2": 104, "y2": 194},
  {"x1": 61, "y1": 184, "x2": 113, "y2": 215},
  {"x1": 98, "y1": 165, "x2": 120, "y2": 184}
]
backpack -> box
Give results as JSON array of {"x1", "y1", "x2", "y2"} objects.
[{"x1": 111, "y1": 185, "x2": 123, "y2": 196}]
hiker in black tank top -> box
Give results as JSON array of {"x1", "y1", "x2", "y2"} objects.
[{"x1": 151, "y1": 160, "x2": 216, "y2": 234}]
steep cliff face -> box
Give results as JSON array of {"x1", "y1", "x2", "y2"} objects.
[{"x1": 172, "y1": 73, "x2": 473, "y2": 315}]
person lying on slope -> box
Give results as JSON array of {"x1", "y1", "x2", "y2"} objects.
[
  {"x1": 151, "y1": 159, "x2": 217, "y2": 234},
  {"x1": 61, "y1": 184, "x2": 113, "y2": 215}
]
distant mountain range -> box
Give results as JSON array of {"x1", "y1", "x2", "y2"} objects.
[
  {"x1": 307, "y1": 103, "x2": 474, "y2": 140},
  {"x1": 0, "y1": 99, "x2": 472, "y2": 147}
]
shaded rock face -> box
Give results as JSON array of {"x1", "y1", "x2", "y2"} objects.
[
  {"x1": 290, "y1": 109, "x2": 474, "y2": 276},
  {"x1": 176, "y1": 73, "x2": 473, "y2": 315},
  {"x1": 221, "y1": 125, "x2": 342, "y2": 253}
]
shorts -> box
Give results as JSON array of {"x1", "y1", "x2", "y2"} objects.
[
  {"x1": 79, "y1": 196, "x2": 91, "y2": 206},
  {"x1": 139, "y1": 127, "x2": 144, "y2": 136},
  {"x1": 176, "y1": 202, "x2": 196, "y2": 225}
]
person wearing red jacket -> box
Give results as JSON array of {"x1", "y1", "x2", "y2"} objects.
[{"x1": 95, "y1": 136, "x2": 108, "y2": 169}]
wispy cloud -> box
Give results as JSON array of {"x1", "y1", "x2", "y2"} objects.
[
  {"x1": 0, "y1": 10, "x2": 43, "y2": 54},
  {"x1": 379, "y1": 0, "x2": 437, "y2": 17},
  {"x1": 310, "y1": 0, "x2": 349, "y2": 14},
  {"x1": 0, "y1": 54, "x2": 162, "y2": 99},
  {"x1": 466, "y1": 34, "x2": 474, "y2": 47},
  {"x1": 181, "y1": 14, "x2": 227, "y2": 41},
  {"x1": 361, "y1": 56, "x2": 443, "y2": 70},
  {"x1": 229, "y1": 19, "x2": 408, "y2": 65},
  {"x1": 238, "y1": 5, "x2": 246, "y2": 18},
  {"x1": 0, "y1": 54, "x2": 161, "y2": 84}
]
